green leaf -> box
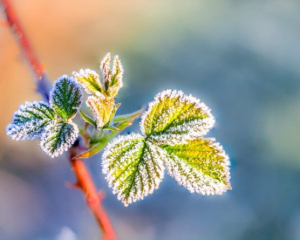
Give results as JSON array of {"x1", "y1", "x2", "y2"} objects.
[
  {"x1": 140, "y1": 90, "x2": 215, "y2": 145},
  {"x1": 40, "y1": 121, "x2": 79, "y2": 158},
  {"x1": 6, "y1": 101, "x2": 55, "y2": 140},
  {"x1": 73, "y1": 69, "x2": 105, "y2": 97},
  {"x1": 162, "y1": 138, "x2": 231, "y2": 195},
  {"x1": 50, "y1": 75, "x2": 83, "y2": 121},
  {"x1": 79, "y1": 110, "x2": 97, "y2": 128},
  {"x1": 113, "y1": 107, "x2": 144, "y2": 123},
  {"x1": 102, "y1": 134, "x2": 165, "y2": 206}
]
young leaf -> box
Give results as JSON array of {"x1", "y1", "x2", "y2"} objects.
[
  {"x1": 107, "y1": 55, "x2": 123, "y2": 97},
  {"x1": 87, "y1": 96, "x2": 115, "y2": 128},
  {"x1": 79, "y1": 109, "x2": 97, "y2": 128},
  {"x1": 102, "y1": 134, "x2": 165, "y2": 206},
  {"x1": 73, "y1": 69, "x2": 105, "y2": 98},
  {"x1": 101, "y1": 53, "x2": 112, "y2": 88},
  {"x1": 40, "y1": 121, "x2": 79, "y2": 158},
  {"x1": 140, "y1": 90, "x2": 215, "y2": 145},
  {"x1": 162, "y1": 138, "x2": 231, "y2": 195},
  {"x1": 50, "y1": 75, "x2": 83, "y2": 121},
  {"x1": 6, "y1": 101, "x2": 55, "y2": 140}
]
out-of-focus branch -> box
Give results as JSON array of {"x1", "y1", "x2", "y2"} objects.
[
  {"x1": 0, "y1": 1, "x2": 116, "y2": 239},
  {"x1": 70, "y1": 146, "x2": 116, "y2": 240},
  {"x1": 0, "y1": 0, "x2": 50, "y2": 101}
]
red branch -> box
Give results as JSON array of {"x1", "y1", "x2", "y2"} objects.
[
  {"x1": 0, "y1": 0, "x2": 50, "y2": 101},
  {"x1": 0, "y1": 0, "x2": 116, "y2": 239}
]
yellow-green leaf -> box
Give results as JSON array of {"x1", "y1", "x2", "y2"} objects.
[
  {"x1": 73, "y1": 69, "x2": 105, "y2": 97},
  {"x1": 162, "y1": 138, "x2": 231, "y2": 195},
  {"x1": 140, "y1": 90, "x2": 215, "y2": 145},
  {"x1": 102, "y1": 134, "x2": 165, "y2": 206},
  {"x1": 86, "y1": 96, "x2": 115, "y2": 128}
]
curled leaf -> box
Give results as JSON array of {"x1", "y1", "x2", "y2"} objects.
[
  {"x1": 40, "y1": 121, "x2": 79, "y2": 158},
  {"x1": 102, "y1": 134, "x2": 165, "y2": 206},
  {"x1": 50, "y1": 75, "x2": 83, "y2": 121},
  {"x1": 162, "y1": 138, "x2": 231, "y2": 195},
  {"x1": 140, "y1": 90, "x2": 215, "y2": 145},
  {"x1": 6, "y1": 101, "x2": 55, "y2": 140}
]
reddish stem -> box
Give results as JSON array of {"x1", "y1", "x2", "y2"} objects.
[
  {"x1": 70, "y1": 148, "x2": 116, "y2": 240},
  {"x1": 0, "y1": 0, "x2": 116, "y2": 239}
]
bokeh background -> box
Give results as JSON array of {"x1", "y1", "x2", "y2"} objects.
[{"x1": 1, "y1": 0, "x2": 300, "y2": 239}]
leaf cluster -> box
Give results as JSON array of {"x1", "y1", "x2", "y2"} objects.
[{"x1": 7, "y1": 54, "x2": 231, "y2": 206}]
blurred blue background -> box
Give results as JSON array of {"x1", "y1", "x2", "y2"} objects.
[{"x1": 1, "y1": 0, "x2": 300, "y2": 239}]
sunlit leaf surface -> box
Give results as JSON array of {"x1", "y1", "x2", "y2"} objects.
[
  {"x1": 162, "y1": 138, "x2": 231, "y2": 195},
  {"x1": 141, "y1": 90, "x2": 215, "y2": 145},
  {"x1": 102, "y1": 134, "x2": 165, "y2": 206}
]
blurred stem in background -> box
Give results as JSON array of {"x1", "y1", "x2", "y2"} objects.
[{"x1": 0, "y1": 0, "x2": 116, "y2": 239}]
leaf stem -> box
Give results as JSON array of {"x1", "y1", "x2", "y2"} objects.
[{"x1": 0, "y1": 0, "x2": 116, "y2": 239}]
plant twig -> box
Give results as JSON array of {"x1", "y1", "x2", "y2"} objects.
[
  {"x1": 70, "y1": 145, "x2": 116, "y2": 240},
  {"x1": 0, "y1": 1, "x2": 116, "y2": 239},
  {"x1": 0, "y1": 0, "x2": 50, "y2": 101}
]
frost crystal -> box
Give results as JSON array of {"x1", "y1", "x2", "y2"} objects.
[
  {"x1": 6, "y1": 101, "x2": 55, "y2": 140},
  {"x1": 41, "y1": 121, "x2": 79, "y2": 158},
  {"x1": 162, "y1": 138, "x2": 231, "y2": 195},
  {"x1": 102, "y1": 134, "x2": 165, "y2": 206},
  {"x1": 140, "y1": 90, "x2": 215, "y2": 145},
  {"x1": 50, "y1": 75, "x2": 83, "y2": 121}
]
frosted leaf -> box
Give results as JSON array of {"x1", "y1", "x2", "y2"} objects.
[
  {"x1": 102, "y1": 134, "x2": 165, "y2": 206},
  {"x1": 100, "y1": 53, "x2": 124, "y2": 97},
  {"x1": 50, "y1": 75, "x2": 83, "y2": 121},
  {"x1": 73, "y1": 69, "x2": 105, "y2": 98},
  {"x1": 140, "y1": 90, "x2": 215, "y2": 145},
  {"x1": 100, "y1": 53, "x2": 111, "y2": 85},
  {"x1": 6, "y1": 101, "x2": 55, "y2": 140},
  {"x1": 107, "y1": 55, "x2": 123, "y2": 97},
  {"x1": 162, "y1": 138, "x2": 231, "y2": 195},
  {"x1": 40, "y1": 121, "x2": 79, "y2": 158},
  {"x1": 87, "y1": 96, "x2": 115, "y2": 128}
]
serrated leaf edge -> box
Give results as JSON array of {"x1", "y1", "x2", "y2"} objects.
[
  {"x1": 49, "y1": 75, "x2": 83, "y2": 120},
  {"x1": 40, "y1": 121, "x2": 79, "y2": 158},
  {"x1": 139, "y1": 89, "x2": 215, "y2": 144}
]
